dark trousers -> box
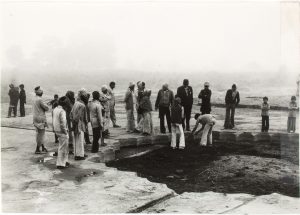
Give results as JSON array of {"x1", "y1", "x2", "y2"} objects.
[
  {"x1": 182, "y1": 106, "x2": 192, "y2": 130},
  {"x1": 20, "y1": 102, "x2": 25, "y2": 116},
  {"x1": 84, "y1": 131, "x2": 91, "y2": 144},
  {"x1": 159, "y1": 106, "x2": 171, "y2": 133},
  {"x1": 224, "y1": 104, "x2": 236, "y2": 128},
  {"x1": 92, "y1": 127, "x2": 102, "y2": 152},
  {"x1": 8, "y1": 106, "x2": 17, "y2": 117},
  {"x1": 261, "y1": 116, "x2": 269, "y2": 132}
]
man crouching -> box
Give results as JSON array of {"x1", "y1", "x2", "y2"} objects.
[
  {"x1": 191, "y1": 113, "x2": 216, "y2": 146},
  {"x1": 53, "y1": 96, "x2": 70, "y2": 169}
]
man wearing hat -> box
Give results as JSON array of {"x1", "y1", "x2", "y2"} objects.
[
  {"x1": 32, "y1": 86, "x2": 49, "y2": 154},
  {"x1": 7, "y1": 84, "x2": 20, "y2": 118},
  {"x1": 124, "y1": 82, "x2": 136, "y2": 132},
  {"x1": 198, "y1": 82, "x2": 212, "y2": 115}
]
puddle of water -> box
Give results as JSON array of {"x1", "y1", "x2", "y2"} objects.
[{"x1": 1, "y1": 147, "x2": 17, "y2": 152}]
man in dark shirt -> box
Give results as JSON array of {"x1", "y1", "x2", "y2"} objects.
[
  {"x1": 177, "y1": 79, "x2": 193, "y2": 131},
  {"x1": 19, "y1": 84, "x2": 26, "y2": 117},
  {"x1": 155, "y1": 83, "x2": 174, "y2": 133},
  {"x1": 198, "y1": 82, "x2": 212, "y2": 115},
  {"x1": 224, "y1": 84, "x2": 240, "y2": 129}
]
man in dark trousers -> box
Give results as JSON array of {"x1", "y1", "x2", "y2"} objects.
[
  {"x1": 7, "y1": 84, "x2": 20, "y2": 118},
  {"x1": 177, "y1": 79, "x2": 193, "y2": 131},
  {"x1": 224, "y1": 84, "x2": 240, "y2": 129},
  {"x1": 155, "y1": 83, "x2": 174, "y2": 133},
  {"x1": 198, "y1": 82, "x2": 212, "y2": 115},
  {"x1": 19, "y1": 84, "x2": 26, "y2": 117}
]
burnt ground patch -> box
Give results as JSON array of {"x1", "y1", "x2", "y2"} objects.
[{"x1": 107, "y1": 144, "x2": 299, "y2": 197}]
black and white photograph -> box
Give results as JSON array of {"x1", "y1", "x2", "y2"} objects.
[{"x1": 1, "y1": 0, "x2": 300, "y2": 213}]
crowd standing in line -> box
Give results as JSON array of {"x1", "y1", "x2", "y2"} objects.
[{"x1": 5, "y1": 79, "x2": 299, "y2": 169}]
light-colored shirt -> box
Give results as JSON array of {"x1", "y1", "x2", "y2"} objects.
[
  {"x1": 53, "y1": 106, "x2": 68, "y2": 134},
  {"x1": 197, "y1": 114, "x2": 216, "y2": 126},
  {"x1": 108, "y1": 88, "x2": 115, "y2": 107},
  {"x1": 88, "y1": 100, "x2": 103, "y2": 128},
  {"x1": 288, "y1": 102, "x2": 298, "y2": 117},
  {"x1": 261, "y1": 102, "x2": 270, "y2": 116},
  {"x1": 124, "y1": 89, "x2": 134, "y2": 110}
]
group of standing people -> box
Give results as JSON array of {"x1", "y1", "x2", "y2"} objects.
[
  {"x1": 31, "y1": 82, "x2": 120, "y2": 169},
  {"x1": 7, "y1": 84, "x2": 26, "y2": 117}
]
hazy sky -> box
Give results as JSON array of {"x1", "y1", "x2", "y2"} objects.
[{"x1": 1, "y1": 0, "x2": 299, "y2": 74}]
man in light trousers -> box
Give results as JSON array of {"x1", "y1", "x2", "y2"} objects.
[
  {"x1": 53, "y1": 96, "x2": 70, "y2": 169},
  {"x1": 192, "y1": 113, "x2": 216, "y2": 146}
]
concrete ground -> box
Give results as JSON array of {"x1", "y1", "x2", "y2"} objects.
[{"x1": 1, "y1": 125, "x2": 300, "y2": 213}]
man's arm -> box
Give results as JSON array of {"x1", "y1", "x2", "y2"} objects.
[
  {"x1": 170, "y1": 91, "x2": 174, "y2": 106},
  {"x1": 59, "y1": 110, "x2": 68, "y2": 135},
  {"x1": 190, "y1": 87, "x2": 193, "y2": 104},
  {"x1": 155, "y1": 90, "x2": 161, "y2": 110},
  {"x1": 191, "y1": 120, "x2": 199, "y2": 134},
  {"x1": 97, "y1": 105, "x2": 103, "y2": 129},
  {"x1": 40, "y1": 100, "x2": 49, "y2": 111},
  {"x1": 236, "y1": 92, "x2": 240, "y2": 105},
  {"x1": 198, "y1": 90, "x2": 203, "y2": 99},
  {"x1": 124, "y1": 91, "x2": 130, "y2": 103}
]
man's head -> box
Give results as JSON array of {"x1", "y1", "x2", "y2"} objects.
[
  {"x1": 144, "y1": 89, "x2": 151, "y2": 97},
  {"x1": 58, "y1": 96, "x2": 68, "y2": 108},
  {"x1": 78, "y1": 88, "x2": 88, "y2": 103},
  {"x1": 65, "y1": 91, "x2": 75, "y2": 104},
  {"x1": 204, "y1": 82, "x2": 209, "y2": 89},
  {"x1": 263, "y1": 96, "x2": 268, "y2": 103},
  {"x1": 162, "y1": 83, "x2": 168, "y2": 91},
  {"x1": 194, "y1": 113, "x2": 201, "y2": 120},
  {"x1": 92, "y1": 91, "x2": 100, "y2": 100},
  {"x1": 19, "y1": 84, "x2": 24, "y2": 89},
  {"x1": 54, "y1": 94, "x2": 59, "y2": 99},
  {"x1": 232, "y1": 84, "x2": 237, "y2": 91},
  {"x1": 9, "y1": 84, "x2": 14, "y2": 89},
  {"x1": 35, "y1": 86, "x2": 43, "y2": 96},
  {"x1": 183, "y1": 79, "x2": 189, "y2": 87},
  {"x1": 128, "y1": 82, "x2": 135, "y2": 91},
  {"x1": 109, "y1": 81, "x2": 116, "y2": 89},
  {"x1": 101, "y1": 85, "x2": 108, "y2": 94},
  {"x1": 174, "y1": 96, "x2": 181, "y2": 105},
  {"x1": 291, "y1": 96, "x2": 296, "y2": 102},
  {"x1": 141, "y1": 82, "x2": 145, "y2": 90}
]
